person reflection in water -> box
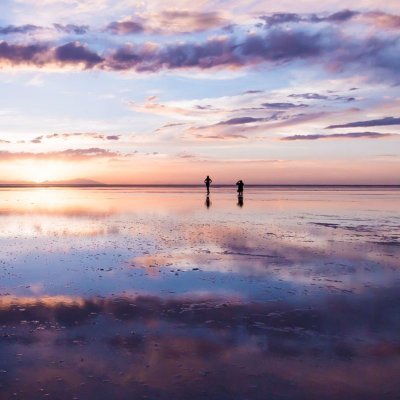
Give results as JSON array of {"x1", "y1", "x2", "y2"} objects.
[
  {"x1": 236, "y1": 180, "x2": 244, "y2": 196},
  {"x1": 204, "y1": 175, "x2": 212, "y2": 195},
  {"x1": 205, "y1": 196, "x2": 212, "y2": 209},
  {"x1": 237, "y1": 195, "x2": 244, "y2": 208}
]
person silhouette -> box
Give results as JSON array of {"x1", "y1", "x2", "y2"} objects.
[
  {"x1": 236, "y1": 180, "x2": 244, "y2": 196},
  {"x1": 204, "y1": 175, "x2": 212, "y2": 195}
]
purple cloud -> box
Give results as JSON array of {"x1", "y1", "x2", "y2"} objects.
[
  {"x1": 260, "y1": 10, "x2": 359, "y2": 27},
  {"x1": 289, "y1": 93, "x2": 328, "y2": 100},
  {"x1": 327, "y1": 117, "x2": 400, "y2": 129},
  {"x1": 39, "y1": 133, "x2": 120, "y2": 141},
  {"x1": 326, "y1": 10, "x2": 359, "y2": 22},
  {"x1": 0, "y1": 23, "x2": 398, "y2": 82},
  {"x1": 53, "y1": 24, "x2": 89, "y2": 35},
  {"x1": 281, "y1": 132, "x2": 393, "y2": 140},
  {"x1": 54, "y1": 42, "x2": 103, "y2": 67},
  {"x1": 0, "y1": 24, "x2": 41, "y2": 35},
  {"x1": 262, "y1": 102, "x2": 308, "y2": 109},
  {"x1": 0, "y1": 41, "x2": 47, "y2": 64},
  {"x1": 106, "y1": 20, "x2": 144, "y2": 35},
  {"x1": 217, "y1": 117, "x2": 266, "y2": 125}
]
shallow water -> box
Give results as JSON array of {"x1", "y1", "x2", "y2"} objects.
[{"x1": 0, "y1": 187, "x2": 399, "y2": 399}]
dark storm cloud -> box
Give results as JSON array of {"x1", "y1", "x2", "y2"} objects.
[
  {"x1": 327, "y1": 117, "x2": 400, "y2": 129},
  {"x1": 281, "y1": 132, "x2": 394, "y2": 140},
  {"x1": 0, "y1": 24, "x2": 41, "y2": 35}
]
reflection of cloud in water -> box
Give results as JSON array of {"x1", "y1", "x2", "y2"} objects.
[
  {"x1": 0, "y1": 219, "x2": 120, "y2": 237},
  {"x1": 132, "y1": 221, "x2": 399, "y2": 292},
  {"x1": 0, "y1": 291, "x2": 399, "y2": 399}
]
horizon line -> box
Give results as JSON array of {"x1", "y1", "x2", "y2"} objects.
[{"x1": 0, "y1": 183, "x2": 399, "y2": 188}]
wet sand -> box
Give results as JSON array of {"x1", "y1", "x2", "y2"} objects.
[{"x1": 0, "y1": 187, "x2": 399, "y2": 400}]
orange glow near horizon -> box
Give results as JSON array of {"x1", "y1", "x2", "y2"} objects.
[{"x1": 0, "y1": 157, "x2": 399, "y2": 185}]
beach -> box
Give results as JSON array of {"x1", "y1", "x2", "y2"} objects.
[{"x1": 0, "y1": 186, "x2": 399, "y2": 399}]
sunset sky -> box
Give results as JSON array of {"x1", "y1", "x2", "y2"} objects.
[{"x1": 0, "y1": 0, "x2": 399, "y2": 184}]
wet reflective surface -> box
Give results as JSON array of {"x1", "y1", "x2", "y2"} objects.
[{"x1": 0, "y1": 187, "x2": 399, "y2": 399}]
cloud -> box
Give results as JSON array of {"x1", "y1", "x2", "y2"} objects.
[
  {"x1": 0, "y1": 41, "x2": 103, "y2": 68},
  {"x1": 0, "y1": 41, "x2": 48, "y2": 65},
  {"x1": 31, "y1": 136, "x2": 43, "y2": 143},
  {"x1": 260, "y1": 10, "x2": 359, "y2": 27},
  {"x1": 0, "y1": 23, "x2": 398, "y2": 82},
  {"x1": 262, "y1": 102, "x2": 308, "y2": 109},
  {"x1": 53, "y1": 24, "x2": 89, "y2": 35},
  {"x1": 362, "y1": 11, "x2": 400, "y2": 29},
  {"x1": 0, "y1": 148, "x2": 119, "y2": 161},
  {"x1": 289, "y1": 92, "x2": 356, "y2": 102},
  {"x1": 106, "y1": 11, "x2": 226, "y2": 36},
  {"x1": 156, "y1": 11, "x2": 227, "y2": 33},
  {"x1": 289, "y1": 93, "x2": 329, "y2": 100},
  {"x1": 327, "y1": 117, "x2": 400, "y2": 129},
  {"x1": 0, "y1": 24, "x2": 41, "y2": 35},
  {"x1": 29, "y1": 133, "x2": 121, "y2": 143},
  {"x1": 102, "y1": 27, "x2": 400, "y2": 81},
  {"x1": 54, "y1": 41, "x2": 103, "y2": 67},
  {"x1": 260, "y1": 11, "x2": 353, "y2": 27},
  {"x1": 128, "y1": 98, "x2": 223, "y2": 117},
  {"x1": 242, "y1": 89, "x2": 264, "y2": 94},
  {"x1": 106, "y1": 20, "x2": 145, "y2": 35},
  {"x1": 195, "y1": 133, "x2": 248, "y2": 140},
  {"x1": 281, "y1": 132, "x2": 394, "y2": 140},
  {"x1": 217, "y1": 116, "x2": 266, "y2": 125}
]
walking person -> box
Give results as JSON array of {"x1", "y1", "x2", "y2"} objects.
[{"x1": 204, "y1": 175, "x2": 212, "y2": 195}]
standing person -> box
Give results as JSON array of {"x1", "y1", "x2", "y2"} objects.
[
  {"x1": 236, "y1": 180, "x2": 244, "y2": 196},
  {"x1": 204, "y1": 175, "x2": 212, "y2": 195}
]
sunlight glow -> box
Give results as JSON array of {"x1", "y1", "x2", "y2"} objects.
[{"x1": 17, "y1": 161, "x2": 76, "y2": 183}]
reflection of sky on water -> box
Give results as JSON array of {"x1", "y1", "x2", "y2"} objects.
[{"x1": 0, "y1": 188, "x2": 399, "y2": 399}]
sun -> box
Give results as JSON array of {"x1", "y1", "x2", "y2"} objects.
[{"x1": 22, "y1": 161, "x2": 72, "y2": 183}]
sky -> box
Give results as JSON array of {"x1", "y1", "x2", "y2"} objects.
[{"x1": 0, "y1": 0, "x2": 399, "y2": 184}]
